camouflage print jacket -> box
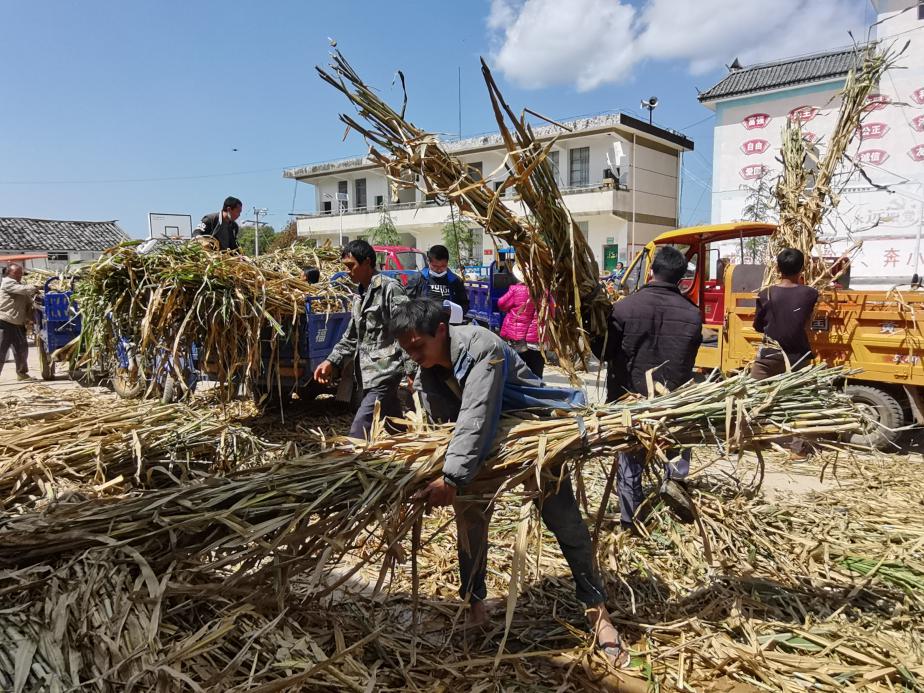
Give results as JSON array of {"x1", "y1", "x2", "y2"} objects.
[{"x1": 327, "y1": 273, "x2": 408, "y2": 389}]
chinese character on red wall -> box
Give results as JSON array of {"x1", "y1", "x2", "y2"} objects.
[
  {"x1": 742, "y1": 113, "x2": 770, "y2": 130},
  {"x1": 857, "y1": 149, "x2": 889, "y2": 165},
  {"x1": 739, "y1": 164, "x2": 769, "y2": 180},
  {"x1": 788, "y1": 105, "x2": 819, "y2": 123},
  {"x1": 857, "y1": 122, "x2": 889, "y2": 140},
  {"x1": 864, "y1": 94, "x2": 891, "y2": 111},
  {"x1": 740, "y1": 139, "x2": 770, "y2": 155}
]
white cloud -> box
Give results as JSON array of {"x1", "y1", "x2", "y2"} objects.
[
  {"x1": 487, "y1": 0, "x2": 868, "y2": 91},
  {"x1": 490, "y1": 0, "x2": 638, "y2": 91}
]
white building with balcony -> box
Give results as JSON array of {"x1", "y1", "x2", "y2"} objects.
[{"x1": 283, "y1": 113, "x2": 693, "y2": 271}]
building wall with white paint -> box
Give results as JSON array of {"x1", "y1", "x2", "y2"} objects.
[{"x1": 706, "y1": 0, "x2": 924, "y2": 288}]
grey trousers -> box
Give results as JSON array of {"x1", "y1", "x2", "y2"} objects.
[
  {"x1": 454, "y1": 470, "x2": 606, "y2": 607},
  {"x1": 0, "y1": 320, "x2": 29, "y2": 376},
  {"x1": 348, "y1": 378, "x2": 403, "y2": 439},
  {"x1": 618, "y1": 449, "x2": 690, "y2": 526}
]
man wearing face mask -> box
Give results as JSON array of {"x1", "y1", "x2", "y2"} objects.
[{"x1": 406, "y1": 244, "x2": 470, "y2": 315}]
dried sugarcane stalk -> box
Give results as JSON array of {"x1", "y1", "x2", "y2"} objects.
[
  {"x1": 771, "y1": 41, "x2": 903, "y2": 287},
  {"x1": 72, "y1": 241, "x2": 351, "y2": 403},
  {"x1": 0, "y1": 366, "x2": 865, "y2": 578},
  {"x1": 317, "y1": 51, "x2": 608, "y2": 377}
]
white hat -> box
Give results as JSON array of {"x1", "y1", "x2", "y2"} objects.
[
  {"x1": 513, "y1": 261, "x2": 525, "y2": 283},
  {"x1": 443, "y1": 300, "x2": 465, "y2": 324}
]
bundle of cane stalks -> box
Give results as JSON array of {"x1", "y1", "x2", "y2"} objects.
[
  {"x1": 0, "y1": 388, "x2": 272, "y2": 511},
  {"x1": 0, "y1": 367, "x2": 863, "y2": 580},
  {"x1": 71, "y1": 241, "x2": 351, "y2": 401},
  {"x1": 318, "y1": 51, "x2": 610, "y2": 375}
]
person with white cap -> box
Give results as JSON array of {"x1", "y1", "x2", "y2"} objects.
[{"x1": 497, "y1": 262, "x2": 545, "y2": 378}]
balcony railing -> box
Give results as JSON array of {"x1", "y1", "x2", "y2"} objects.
[{"x1": 298, "y1": 180, "x2": 626, "y2": 220}]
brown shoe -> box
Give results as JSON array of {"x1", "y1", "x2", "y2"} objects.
[{"x1": 660, "y1": 479, "x2": 696, "y2": 524}]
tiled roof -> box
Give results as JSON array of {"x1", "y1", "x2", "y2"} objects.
[
  {"x1": 0, "y1": 217, "x2": 129, "y2": 252},
  {"x1": 698, "y1": 47, "x2": 861, "y2": 102}
]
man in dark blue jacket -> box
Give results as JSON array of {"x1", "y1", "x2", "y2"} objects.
[
  {"x1": 406, "y1": 244, "x2": 470, "y2": 314},
  {"x1": 606, "y1": 245, "x2": 702, "y2": 529}
]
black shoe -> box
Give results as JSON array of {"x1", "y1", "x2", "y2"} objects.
[{"x1": 659, "y1": 479, "x2": 696, "y2": 524}]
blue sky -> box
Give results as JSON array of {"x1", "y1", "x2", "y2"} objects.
[{"x1": 0, "y1": 0, "x2": 867, "y2": 238}]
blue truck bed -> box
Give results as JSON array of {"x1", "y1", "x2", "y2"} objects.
[{"x1": 464, "y1": 259, "x2": 518, "y2": 332}]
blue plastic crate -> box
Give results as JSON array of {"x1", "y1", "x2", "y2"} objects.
[{"x1": 40, "y1": 289, "x2": 81, "y2": 353}]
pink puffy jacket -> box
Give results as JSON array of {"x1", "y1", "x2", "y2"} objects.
[{"x1": 498, "y1": 284, "x2": 540, "y2": 344}]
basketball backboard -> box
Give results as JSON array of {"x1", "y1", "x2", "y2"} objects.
[{"x1": 148, "y1": 212, "x2": 193, "y2": 239}]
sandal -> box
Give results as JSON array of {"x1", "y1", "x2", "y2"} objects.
[{"x1": 598, "y1": 636, "x2": 631, "y2": 669}]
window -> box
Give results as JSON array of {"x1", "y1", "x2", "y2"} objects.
[
  {"x1": 467, "y1": 161, "x2": 483, "y2": 179},
  {"x1": 569, "y1": 147, "x2": 590, "y2": 187},
  {"x1": 354, "y1": 178, "x2": 367, "y2": 210},
  {"x1": 322, "y1": 200, "x2": 332, "y2": 214},
  {"x1": 623, "y1": 251, "x2": 647, "y2": 294},
  {"x1": 396, "y1": 251, "x2": 427, "y2": 270},
  {"x1": 548, "y1": 150, "x2": 560, "y2": 182},
  {"x1": 337, "y1": 181, "x2": 348, "y2": 211},
  {"x1": 919, "y1": 1, "x2": 924, "y2": 20},
  {"x1": 47, "y1": 251, "x2": 69, "y2": 262},
  {"x1": 374, "y1": 195, "x2": 384, "y2": 210}
]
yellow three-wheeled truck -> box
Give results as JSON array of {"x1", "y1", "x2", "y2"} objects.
[{"x1": 619, "y1": 222, "x2": 924, "y2": 448}]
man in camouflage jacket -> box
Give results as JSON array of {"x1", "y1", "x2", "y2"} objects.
[{"x1": 314, "y1": 240, "x2": 408, "y2": 438}]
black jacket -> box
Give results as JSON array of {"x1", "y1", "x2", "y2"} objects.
[
  {"x1": 193, "y1": 212, "x2": 239, "y2": 251},
  {"x1": 605, "y1": 281, "x2": 703, "y2": 400},
  {"x1": 406, "y1": 267, "x2": 470, "y2": 313}
]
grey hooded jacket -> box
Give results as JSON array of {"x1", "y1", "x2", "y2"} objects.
[{"x1": 414, "y1": 324, "x2": 540, "y2": 487}]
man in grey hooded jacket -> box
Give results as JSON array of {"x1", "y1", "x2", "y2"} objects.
[{"x1": 392, "y1": 298, "x2": 628, "y2": 666}]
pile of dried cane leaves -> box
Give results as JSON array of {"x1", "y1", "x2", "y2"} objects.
[
  {"x1": 0, "y1": 387, "x2": 274, "y2": 512},
  {"x1": 4, "y1": 367, "x2": 917, "y2": 691},
  {"x1": 69, "y1": 241, "x2": 350, "y2": 402}
]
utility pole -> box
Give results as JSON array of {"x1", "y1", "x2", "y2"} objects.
[{"x1": 253, "y1": 207, "x2": 268, "y2": 257}]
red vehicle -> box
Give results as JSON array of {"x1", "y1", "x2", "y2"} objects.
[{"x1": 373, "y1": 245, "x2": 427, "y2": 272}]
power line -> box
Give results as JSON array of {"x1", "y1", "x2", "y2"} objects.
[
  {"x1": 0, "y1": 166, "x2": 298, "y2": 186},
  {"x1": 678, "y1": 113, "x2": 715, "y2": 131}
]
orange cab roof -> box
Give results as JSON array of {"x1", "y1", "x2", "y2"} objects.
[{"x1": 649, "y1": 222, "x2": 776, "y2": 247}]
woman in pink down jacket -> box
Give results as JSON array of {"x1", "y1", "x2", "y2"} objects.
[{"x1": 498, "y1": 263, "x2": 545, "y2": 378}]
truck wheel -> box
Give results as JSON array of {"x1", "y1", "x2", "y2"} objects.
[
  {"x1": 112, "y1": 366, "x2": 144, "y2": 399},
  {"x1": 35, "y1": 335, "x2": 55, "y2": 381},
  {"x1": 846, "y1": 385, "x2": 905, "y2": 449}
]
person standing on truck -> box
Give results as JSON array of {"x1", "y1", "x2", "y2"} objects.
[
  {"x1": 406, "y1": 244, "x2": 470, "y2": 315},
  {"x1": 498, "y1": 263, "x2": 545, "y2": 378},
  {"x1": 314, "y1": 240, "x2": 408, "y2": 439},
  {"x1": 751, "y1": 248, "x2": 819, "y2": 379},
  {"x1": 604, "y1": 246, "x2": 702, "y2": 530},
  {"x1": 192, "y1": 196, "x2": 243, "y2": 251},
  {"x1": 0, "y1": 263, "x2": 39, "y2": 381},
  {"x1": 393, "y1": 298, "x2": 629, "y2": 667}
]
